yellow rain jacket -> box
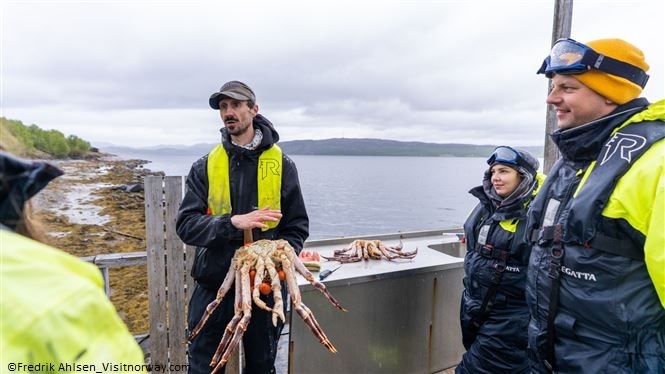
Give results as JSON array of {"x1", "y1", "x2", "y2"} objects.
[
  {"x1": 0, "y1": 230, "x2": 146, "y2": 373},
  {"x1": 605, "y1": 100, "x2": 665, "y2": 307}
]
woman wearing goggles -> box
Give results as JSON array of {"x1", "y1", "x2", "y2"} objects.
[
  {"x1": 457, "y1": 146, "x2": 543, "y2": 373},
  {"x1": 486, "y1": 146, "x2": 538, "y2": 178}
]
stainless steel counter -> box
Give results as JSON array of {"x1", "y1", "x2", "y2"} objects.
[{"x1": 289, "y1": 230, "x2": 466, "y2": 374}]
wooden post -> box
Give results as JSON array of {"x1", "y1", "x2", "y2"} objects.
[
  {"x1": 163, "y1": 176, "x2": 188, "y2": 369},
  {"x1": 144, "y1": 175, "x2": 241, "y2": 373},
  {"x1": 145, "y1": 176, "x2": 169, "y2": 368},
  {"x1": 543, "y1": 0, "x2": 574, "y2": 173}
]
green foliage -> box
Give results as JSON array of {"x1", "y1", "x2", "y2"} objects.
[
  {"x1": 0, "y1": 117, "x2": 92, "y2": 158},
  {"x1": 67, "y1": 135, "x2": 91, "y2": 158}
]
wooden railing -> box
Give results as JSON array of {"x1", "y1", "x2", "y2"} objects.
[
  {"x1": 80, "y1": 251, "x2": 147, "y2": 297},
  {"x1": 143, "y1": 176, "x2": 191, "y2": 371},
  {"x1": 81, "y1": 175, "x2": 241, "y2": 373}
]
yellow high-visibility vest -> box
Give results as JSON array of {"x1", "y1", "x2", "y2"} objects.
[{"x1": 207, "y1": 144, "x2": 282, "y2": 230}]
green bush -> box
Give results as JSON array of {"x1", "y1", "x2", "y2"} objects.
[
  {"x1": 67, "y1": 135, "x2": 91, "y2": 158},
  {"x1": 0, "y1": 117, "x2": 92, "y2": 158}
]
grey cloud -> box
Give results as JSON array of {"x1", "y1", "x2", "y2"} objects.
[{"x1": 2, "y1": 1, "x2": 663, "y2": 148}]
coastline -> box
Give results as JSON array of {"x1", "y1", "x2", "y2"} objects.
[{"x1": 32, "y1": 156, "x2": 163, "y2": 333}]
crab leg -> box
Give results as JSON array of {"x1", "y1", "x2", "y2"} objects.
[
  {"x1": 209, "y1": 268, "x2": 243, "y2": 370},
  {"x1": 211, "y1": 262, "x2": 253, "y2": 373},
  {"x1": 376, "y1": 244, "x2": 402, "y2": 260},
  {"x1": 379, "y1": 242, "x2": 418, "y2": 259},
  {"x1": 264, "y1": 257, "x2": 286, "y2": 325},
  {"x1": 333, "y1": 244, "x2": 355, "y2": 255},
  {"x1": 293, "y1": 302, "x2": 337, "y2": 353},
  {"x1": 320, "y1": 253, "x2": 363, "y2": 263},
  {"x1": 188, "y1": 258, "x2": 237, "y2": 342},
  {"x1": 354, "y1": 241, "x2": 367, "y2": 260},
  {"x1": 289, "y1": 254, "x2": 346, "y2": 312},
  {"x1": 396, "y1": 249, "x2": 418, "y2": 259},
  {"x1": 390, "y1": 241, "x2": 404, "y2": 251},
  {"x1": 251, "y1": 256, "x2": 272, "y2": 312},
  {"x1": 281, "y1": 255, "x2": 338, "y2": 353},
  {"x1": 383, "y1": 241, "x2": 407, "y2": 254}
]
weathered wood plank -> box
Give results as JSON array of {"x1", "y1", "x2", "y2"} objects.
[
  {"x1": 145, "y1": 176, "x2": 169, "y2": 368},
  {"x1": 80, "y1": 251, "x2": 147, "y2": 267},
  {"x1": 100, "y1": 267, "x2": 110, "y2": 296},
  {"x1": 80, "y1": 252, "x2": 147, "y2": 298},
  {"x1": 164, "y1": 176, "x2": 188, "y2": 368}
]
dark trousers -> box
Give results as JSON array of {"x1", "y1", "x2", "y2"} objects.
[{"x1": 187, "y1": 284, "x2": 284, "y2": 374}]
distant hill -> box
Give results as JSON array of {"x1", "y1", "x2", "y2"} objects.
[
  {"x1": 102, "y1": 138, "x2": 543, "y2": 158},
  {"x1": 279, "y1": 138, "x2": 542, "y2": 157}
]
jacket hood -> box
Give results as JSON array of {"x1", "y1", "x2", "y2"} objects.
[
  {"x1": 0, "y1": 152, "x2": 63, "y2": 230},
  {"x1": 470, "y1": 170, "x2": 544, "y2": 221},
  {"x1": 481, "y1": 148, "x2": 540, "y2": 209},
  {"x1": 220, "y1": 114, "x2": 280, "y2": 152},
  {"x1": 254, "y1": 114, "x2": 280, "y2": 146},
  {"x1": 551, "y1": 98, "x2": 649, "y2": 161}
]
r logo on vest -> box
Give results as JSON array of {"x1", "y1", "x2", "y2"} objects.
[
  {"x1": 260, "y1": 158, "x2": 281, "y2": 180},
  {"x1": 600, "y1": 132, "x2": 646, "y2": 165}
]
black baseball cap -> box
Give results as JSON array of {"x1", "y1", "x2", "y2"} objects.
[{"x1": 209, "y1": 81, "x2": 256, "y2": 109}]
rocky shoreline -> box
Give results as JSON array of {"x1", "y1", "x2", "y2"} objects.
[{"x1": 32, "y1": 157, "x2": 164, "y2": 333}]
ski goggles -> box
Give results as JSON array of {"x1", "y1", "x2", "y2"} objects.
[
  {"x1": 537, "y1": 38, "x2": 649, "y2": 88},
  {"x1": 487, "y1": 146, "x2": 536, "y2": 175}
]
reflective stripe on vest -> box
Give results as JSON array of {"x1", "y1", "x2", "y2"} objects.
[{"x1": 207, "y1": 144, "x2": 282, "y2": 230}]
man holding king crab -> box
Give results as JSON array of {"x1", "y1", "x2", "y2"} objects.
[{"x1": 176, "y1": 81, "x2": 309, "y2": 374}]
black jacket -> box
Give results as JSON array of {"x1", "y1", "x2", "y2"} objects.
[
  {"x1": 175, "y1": 114, "x2": 309, "y2": 290},
  {"x1": 457, "y1": 176, "x2": 536, "y2": 374},
  {"x1": 525, "y1": 98, "x2": 665, "y2": 373}
]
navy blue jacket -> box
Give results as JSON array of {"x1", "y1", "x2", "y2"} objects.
[
  {"x1": 526, "y1": 98, "x2": 665, "y2": 373},
  {"x1": 457, "y1": 172, "x2": 538, "y2": 374}
]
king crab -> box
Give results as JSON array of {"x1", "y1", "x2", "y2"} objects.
[
  {"x1": 322, "y1": 239, "x2": 418, "y2": 263},
  {"x1": 187, "y1": 239, "x2": 346, "y2": 373}
]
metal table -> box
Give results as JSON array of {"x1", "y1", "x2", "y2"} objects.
[{"x1": 289, "y1": 230, "x2": 466, "y2": 374}]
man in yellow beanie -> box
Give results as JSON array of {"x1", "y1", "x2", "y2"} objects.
[{"x1": 526, "y1": 38, "x2": 665, "y2": 373}]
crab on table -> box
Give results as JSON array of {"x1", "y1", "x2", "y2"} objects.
[
  {"x1": 187, "y1": 239, "x2": 346, "y2": 373},
  {"x1": 322, "y1": 239, "x2": 418, "y2": 263}
]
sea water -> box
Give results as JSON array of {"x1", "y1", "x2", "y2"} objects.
[{"x1": 117, "y1": 151, "x2": 488, "y2": 240}]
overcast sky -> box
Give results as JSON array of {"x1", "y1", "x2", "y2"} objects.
[{"x1": 2, "y1": 0, "x2": 663, "y2": 149}]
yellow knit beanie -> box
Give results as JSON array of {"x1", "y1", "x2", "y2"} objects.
[{"x1": 575, "y1": 38, "x2": 649, "y2": 104}]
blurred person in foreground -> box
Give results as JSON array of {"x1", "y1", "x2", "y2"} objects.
[
  {"x1": 0, "y1": 151, "x2": 146, "y2": 372},
  {"x1": 457, "y1": 146, "x2": 544, "y2": 373},
  {"x1": 176, "y1": 81, "x2": 309, "y2": 374},
  {"x1": 527, "y1": 37, "x2": 665, "y2": 372}
]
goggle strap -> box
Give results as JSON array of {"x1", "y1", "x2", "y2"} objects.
[
  {"x1": 489, "y1": 157, "x2": 537, "y2": 177},
  {"x1": 580, "y1": 51, "x2": 649, "y2": 88},
  {"x1": 521, "y1": 161, "x2": 537, "y2": 177},
  {"x1": 536, "y1": 58, "x2": 549, "y2": 75}
]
